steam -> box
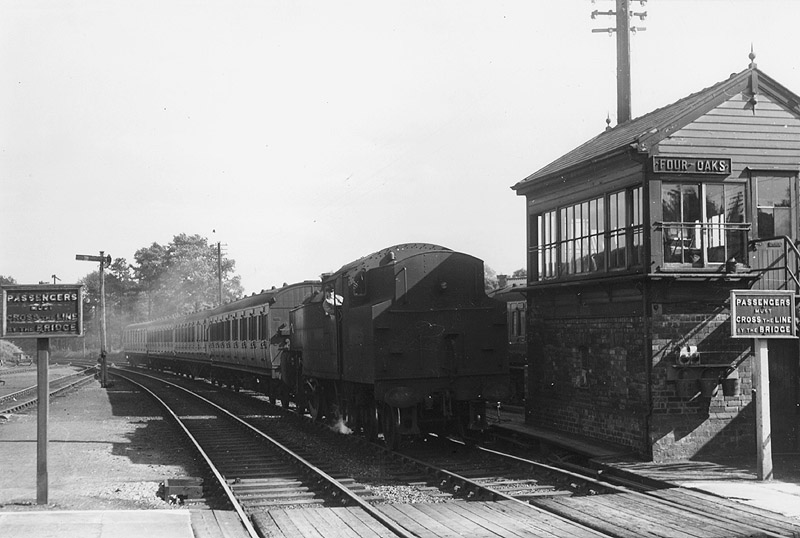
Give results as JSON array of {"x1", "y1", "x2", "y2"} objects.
[{"x1": 329, "y1": 416, "x2": 353, "y2": 435}]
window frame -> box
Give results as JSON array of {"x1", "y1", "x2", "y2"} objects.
[
  {"x1": 533, "y1": 186, "x2": 643, "y2": 281},
  {"x1": 659, "y1": 180, "x2": 748, "y2": 268}
]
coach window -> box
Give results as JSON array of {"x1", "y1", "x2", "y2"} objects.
[{"x1": 661, "y1": 182, "x2": 746, "y2": 266}]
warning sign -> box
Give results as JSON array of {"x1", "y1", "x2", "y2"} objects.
[
  {"x1": 730, "y1": 290, "x2": 796, "y2": 339},
  {"x1": 2, "y1": 285, "x2": 84, "y2": 338}
]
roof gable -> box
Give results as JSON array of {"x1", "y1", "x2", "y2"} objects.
[{"x1": 512, "y1": 66, "x2": 800, "y2": 192}]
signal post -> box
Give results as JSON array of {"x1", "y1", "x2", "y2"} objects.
[
  {"x1": 76, "y1": 252, "x2": 111, "y2": 387},
  {"x1": 1, "y1": 284, "x2": 84, "y2": 504}
]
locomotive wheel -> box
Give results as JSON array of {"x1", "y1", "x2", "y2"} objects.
[
  {"x1": 279, "y1": 384, "x2": 290, "y2": 409},
  {"x1": 295, "y1": 386, "x2": 308, "y2": 416},
  {"x1": 305, "y1": 379, "x2": 326, "y2": 421},
  {"x1": 382, "y1": 404, "x2": 401, "y2": 450},
  {"x1": 362, "y1": 403, "x2": 380, "y2": 442}
]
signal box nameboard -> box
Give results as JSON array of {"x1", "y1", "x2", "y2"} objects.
[{"x1": 2, "y1": 284, "x2": 84, "y2": 338}]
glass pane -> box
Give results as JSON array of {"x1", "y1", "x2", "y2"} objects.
[
  {"x1": 758, "y1": 176, "x2": 791, "y2": 207},
  {"x1": 662, "y1": 184, "x2": 681, "y2": 222},
  {"x1": 775, "y1": 208, "x2": 791, "y2": 236},
  {"x1": 706, "y1": 184, "x2": 724, "y2": 221},
  {"x1": 632, "y1": 187, "x2": 642, "y2": 226},
  {"x1": 682, "y1": 184, "x2": 701, "y2": 223},
  {"x1": 758, "y1": 209, "x2": 775, "y2": 238},
  {"x1": 597, "y1": 198, "x2": 605, "y2": 233},
  {"x1": 726, "y1": 184, "x2": 745, "y2": 223}
]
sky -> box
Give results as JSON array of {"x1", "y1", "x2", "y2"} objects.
[{"x1": 2, "y1": 1, "x2": 799, "y2": 294}]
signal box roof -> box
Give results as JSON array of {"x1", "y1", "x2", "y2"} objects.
[{"x1": 512, "y1": 64, "x2": 800, "y2": 193}]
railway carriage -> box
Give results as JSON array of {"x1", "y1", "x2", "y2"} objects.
[{"x1": 123, "y1": 281, "x2": 320, "y2": 401}]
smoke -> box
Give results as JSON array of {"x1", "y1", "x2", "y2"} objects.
[{"x1": 329, "y1": 416, "x2": 353, "y2": 435}]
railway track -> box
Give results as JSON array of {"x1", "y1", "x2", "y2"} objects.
[
  {"x1": 0, "y1": 366, "x2": 96, "y2": 415},
  {"x1": 115, "y1": 365, "x2": 800, "y2": 538},
  {"x1": 112, "y1": 368, "x2": 416, "y2": 538}
]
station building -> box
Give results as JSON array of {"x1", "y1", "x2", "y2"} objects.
[
  {"x1": 512, "y1": 59, "x2": 800, "y2": 462},
  {"x1": 488, "y1": 274, "x2": 528, "y2": 405}
]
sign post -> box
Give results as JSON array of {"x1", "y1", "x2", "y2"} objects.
[
  {"x1": 731, "y1": 289, "x2": 797, "y2": 481},
  {"x1": 2, "y1": 284, "x2": 84, "y2": 504},
  {"x1": 76, "y1": 252, "x2": 111, "y2": 387}
]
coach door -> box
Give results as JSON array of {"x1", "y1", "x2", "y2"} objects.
[{"x1": 768, "y1": 339, "x2": 800, "y2": 453}]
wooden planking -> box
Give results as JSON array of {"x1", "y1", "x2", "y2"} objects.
[
  {"x1": 683, "y1": 120, "x2": 800, "y2": 133},
  {"x1": 379, "y1": 501, "x2": 612, "y2": 538},
  {"x1": 478, "y1": 500, "x2": 609, "y2": 538},
  {"x1": 535, "y1": 491, "x2": 798, "y2": 538},
  {"x1": 262, "y1": 509, "x2": 325, "y2": 538},
  {"x1": 704, "y1": 107, "x2": 797, "y2": 118},
  {"x1": 531, "y1": 496, "x2": 666, "y2": 538},
  {"x1": 328, "y1": 507, "x2": 399, "y2": 538},
  {"x1": 651, "y1": 488, "x2": 800, "y2": 537},
  {"x1": 379, "y1": 503, "x2": 463, "y2": 538},
  {"x1": 190, "y1": 510, "x2": 252, "y2": 538},
  {"x1": 254, "y1": 507, "x2": 400, "y2": 538},
  {"x1": 588, "y1": 493, "x2": 742, "y2": 538},
  {"x1": 409, "y1": 503, "x2": 494, "y2": 537},
  {"x1": 436, "y1": 502, "x2": 539, "y2": 538},
  {"x1": 665, "y1": 135, "x2": 800, "y2": 149},
  {"x1": 656, "y1": 144, "x2": 800, "y2": 158},
  {"x1": 716, "y1": 97, "x2": 792, "y2": 111},
  {"x1": 582, "y1": 495, "x2": 713, "y2": 538}
]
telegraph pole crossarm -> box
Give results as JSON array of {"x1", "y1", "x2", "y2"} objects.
[
  {"x1": 75, "y1": 251, "x2": 111, "y2": 387},
  {"x1": 590, "y1": 0, "x2": 648, "y2": 124}
]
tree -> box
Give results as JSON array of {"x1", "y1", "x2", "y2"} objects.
[
  {"x1": 79, "y1": 257, "x2": 144, "y2": 349},
  {"x1": 0, "y1": 275, "x2": 17, "y2": 286},
  {"x1": 131, "y1": 233, "x2": 243, "y2": 318},
  {"x1": 512, "y1": 268, "x2": 527, "y2": 278}
]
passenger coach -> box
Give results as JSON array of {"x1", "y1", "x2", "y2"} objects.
[{"x1": 123, "y1": 281, "x2": 320, "y2": 401}]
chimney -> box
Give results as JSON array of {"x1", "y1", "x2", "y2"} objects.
[{"x1": 498, "y1": 274, "x2": 508, "y2": 288}]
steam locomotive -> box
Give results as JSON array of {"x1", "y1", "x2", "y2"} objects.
[{"x1": 123, "y1": 243, "x2": 509, "y2": 446}]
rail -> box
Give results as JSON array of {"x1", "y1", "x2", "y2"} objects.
[
  {"x1": 0, "y1": 367, "x2": 96, "y2": 414},
  {"x1": 111, "y1": 367, "x2": 416, "y2": 538}
]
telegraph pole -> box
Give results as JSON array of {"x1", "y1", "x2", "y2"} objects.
[
  {"x1": 76, "y1": 251, "x2": 111, "y2": 387},
  {"x1": 217, "y1": 242, "x2": 223, "y2": 306},
  {"x1": 591, "y1": 0, "x2": 648, "y2": 124}
]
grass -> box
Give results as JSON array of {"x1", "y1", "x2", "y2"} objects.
[{"x1": 0, "y1": 339, "x2": 25, "y2": 363}]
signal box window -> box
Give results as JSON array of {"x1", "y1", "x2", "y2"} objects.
[
  {"x1": 533, "y1": 187, "x2": 642, "y2": 281},
  {"x1": 661, "y1": 182, "x2": 746, "y2": 266},
  {"x1": 757, "y1": 175, "x2": 791, "y2": 238}
]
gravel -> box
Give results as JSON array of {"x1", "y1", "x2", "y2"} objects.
[{"x1": 0, "y1": 371, "x2": 202, "y2": 512}]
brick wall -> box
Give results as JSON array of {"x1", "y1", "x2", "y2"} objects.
[
  {"x1": 649, "y1": 302, "x2": 754, "y2": 462},
  {"x1": 528, "y1": 309, "x2": 650, "y2": 455},
  {"x1": 527, "y1": 294, "x2": 757, "y2": 462}
]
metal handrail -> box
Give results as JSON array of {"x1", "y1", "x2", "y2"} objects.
[{"x1": 748, "y1": 235, "x2": 800, "y2": 292}]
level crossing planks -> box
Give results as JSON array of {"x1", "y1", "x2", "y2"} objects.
[
  {"x1": 649, "y1": 487, "x2": 800, "y2": 537},
  {"x1": 531, "y1": 491, "x2": 793, "y2": 538}
]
